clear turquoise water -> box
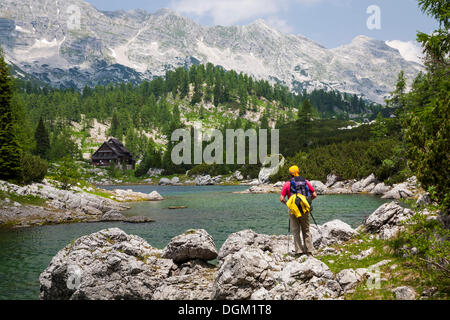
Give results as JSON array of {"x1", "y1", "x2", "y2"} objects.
[{"x1": 0, "y1": 185, "x2": 389, "y2": 300}]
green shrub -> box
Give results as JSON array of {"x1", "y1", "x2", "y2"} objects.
[
  {"x1": 188, "y1": 163, "x2": 231, "y2": 177},
  {"x1": 20, "y1": 152, "x2": 48, "y2": 184}
]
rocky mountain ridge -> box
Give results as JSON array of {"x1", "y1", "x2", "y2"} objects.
[{"x1": 0, "y1": 0, "x2": 423, "y2": 103}]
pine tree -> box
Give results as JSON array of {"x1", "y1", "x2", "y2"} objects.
[
  {"x1": 34, "y1": 116, "x2": 50, "y2": 159},
  {"x1": 0, "y1": 48, "x2": 22, "y2": 181}
]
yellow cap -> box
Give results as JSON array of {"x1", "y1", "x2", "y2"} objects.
[{"x1": 289, "y1": 165, "x2": 300, "y2": 177}]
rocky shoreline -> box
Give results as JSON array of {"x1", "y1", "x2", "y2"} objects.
[
  {"x1": 234, "y1": 174, "x2": 426, "y2": 203},
  {"x1": 0, "y1": 180, "x2": 163, "y2": 228},
  {"x1": 39, "y1": 201, "x2": 440, "y2": 300}
]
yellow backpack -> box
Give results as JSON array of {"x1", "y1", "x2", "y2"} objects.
[{"x1": 287, "y1": 193, "x2": 310, "y2": 218}]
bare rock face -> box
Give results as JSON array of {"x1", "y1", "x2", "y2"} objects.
[
  {"x1": 162, "y1": 229, "x2": 218, "y2": 263},
  {"x1": 326, "y1": 174, "x2": 341, "y2": 187},
  {"x1": 213, "y1": 229, "x2": 346, "y2": 300},
  {"x1": 363, "y1": 202, "x2": 414, "y2": 239},
  {"x1": 39, "y1": 228, "x2": 175, "y2": 300},
  {"x1": 40, "y1": 223, "x2": 363, "y2": 300}
]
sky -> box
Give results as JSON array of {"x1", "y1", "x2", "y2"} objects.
[{"x1": 85, "y1": 0, "x2": 438, "y2": 62}]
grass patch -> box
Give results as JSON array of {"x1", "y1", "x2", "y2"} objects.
[{"x1": 0, "y1": 190, "x2": 47, "y2": 207}]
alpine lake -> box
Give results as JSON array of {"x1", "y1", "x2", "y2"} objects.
[{"x1": 0, "y1": 184, "x2": 391, "y2": 300}]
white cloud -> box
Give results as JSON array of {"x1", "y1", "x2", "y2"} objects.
[
  {"x1": 266, "y1": 17, "x2": 294, "y2": 34},
  {"x1": 385, "y1": 40, "x2": 424, "y2": 64},
  {"x1": 170, "y1": 0, "x2": 322, "y2": 26}
]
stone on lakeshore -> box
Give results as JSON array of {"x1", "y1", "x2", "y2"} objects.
[
  {"x1": 148, "y1": 191, "x2": 164, "y2": 201},
  {"x1": 370, "y1": 182, "x2": 391, "y2": 195},
  {"x1": 273, "y1": 181, "x2": 284, "y2": 188},
  {"x1": 158, "y1": 178, "x2": 172, "y2": 186},
  {"x1": 162, "y1": 229, "x2": 218, "y2": 263},
  {"x1": 233, "y1": 171, "x2": 244, "y2": 181},
  {"x1": 310, "y1": 180, "x2": 327, "y2": 195},
  {"x1": 39, "y1": 228, "x2": 175, "y2": 300},
  {"x1": 326, "y1": 174, "x2": 341, "y2": 187},
  {"x1": 195, "y1": 175, "x2": 215, "y2": 186},
  {"x1": 381, "y1": 183, "x2": 413, "y2": 199}
]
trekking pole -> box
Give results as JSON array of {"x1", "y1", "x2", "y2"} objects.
[
  {"x1": 287, "y1": 211, "x2": 290, "y2": 254},
  {"x1": 309, "y1": 206, "x2": 323, "y2": 243}
]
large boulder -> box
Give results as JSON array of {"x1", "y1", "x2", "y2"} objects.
[
  {"x1": 370, "y1": 182, "x2": 391, "y2": 195},
  {"x1": 363, "y1": 202, "x2": 414, "y2": 239},
  {"x1": 310, "y1": 180, "x2": 328, "y2": 195},
  {"x1": 351, "y1": 173, "x2": 377, "y2": 193},
  {"x1": 162, "y1": 229, "x2": 218, "y2": 263},
  {"x1": 312, "y1": 219, "x2": 357, "y2": 248},
  {"x1": 158, "y1": 178, "x2": 172, "y2": 186},
  {"x1": 326, "y1": 174, "x2": 341, "y2": 187},
  {"x1": 148, "y1": 191, "x2": 164, "y2": 201},
  {"x1": 233, "y1": 171, "x2": 244, "y2": 181},
  {"x1": 39, "y1": 228, "x2": 175, "y2": 300},
  {"x1": 212, "y1": 247, "x2": 274, "y2": 300},
  {"x1": 381, "y1": 183, "x2": 414, "y2": 199}
]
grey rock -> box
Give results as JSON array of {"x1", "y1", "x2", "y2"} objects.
[
  {"x1": 39, "y1": 228, "x2": 175, "y2": 300},
  {"x1": 364, "y1": 202, "x2": 413, "y2": 238},
  {"x1": 195, "y1": 175, "x2": 215, "y2": 186},
  {"x1": 158, "y1": 178, "x2": 172, "y2": 186},
  {"x1": 310, "y1": 181, "x2": 328, "y2": 195},
  {"x1": 392, "y1": 286, "x2": 416, "y2": 300},
  {"x1": 336, "y1": 269, "x2": 360, "y2": 292},
  {"x1": 162, "y1": 229, "x2": 218, "y2": 263},
  {"x1": 381, "y1": 183, "x2": 413, "y2": 199},
  {"x1": 212, "y1": 247, "x2": 273, "y2": 300},
  {"x1": 273, "y1": 181, "x2": 284, "y2": 188},
  {"x1": 371, "y1": 182, "x2": 391, "y2": 195},
  {"x1": 416, "y1": 193, "x2": 431, "y2": 207},
  {"x1": 148, "y1": 191, "x2": 164, "y2": 201},
  {"x1": 326, "y1": 174, "x2": 341, "y2": 187},
  {"x1": 147, "y1": 168, "x2": 164, "y2": 177},
  {"x1": 350, "y1": 247, "x2": 374, "y2": 260},
  {"x1": 233, "y1": 171, "x2": 244, "y2": 181}
]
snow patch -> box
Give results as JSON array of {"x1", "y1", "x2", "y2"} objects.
[
  {"x1": 15, "y1": 25, "x2": 33, "y2": 34},
  {"x1": 386, "y1": 40, "x2": 424, "y2": 65}
]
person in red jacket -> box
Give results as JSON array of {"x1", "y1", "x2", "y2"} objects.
[{"x1": 280, "y1": 165, "x2": 317, "y2": 256}]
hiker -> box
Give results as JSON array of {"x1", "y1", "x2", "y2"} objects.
[{"x1": 280, "y1": 165, "x2": 317, "y2": 256}]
